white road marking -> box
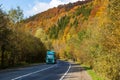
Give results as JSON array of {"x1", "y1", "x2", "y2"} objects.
[
  {"x1": 59, "y1": 63, "x2": 71, "y2": 80},
  {"x1": 11, "y1": 64, "x2": 56, "y2": 80}
]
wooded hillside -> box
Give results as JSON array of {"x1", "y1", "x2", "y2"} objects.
[
  {"x1": 0, "y1": 0, "x2": 119, "y2": 80},
  {"x1": 24, "y1": 0, "x2": 120, "y2": 80}
]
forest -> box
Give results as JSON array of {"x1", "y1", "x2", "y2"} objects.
[
  {"x1": 0, "y1": 0, "x2": 120, "y2": 80},
  {"x1": 0, "y1": 7, "x2": 47, "y2": 69}
]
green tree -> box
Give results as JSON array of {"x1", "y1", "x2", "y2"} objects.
[
  {"x1": 8, "y1": 6, "x2": 23, "y2": 23},
  {"x1": 0, "y1": 8, "x2": 11, "y2": 68}
]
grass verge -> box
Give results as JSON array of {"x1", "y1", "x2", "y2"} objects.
[{"x1": 81, "y1": 64, "x2": 104, "y2": 80}]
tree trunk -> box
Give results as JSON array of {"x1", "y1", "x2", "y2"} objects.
[{"x1": 1, "y1": 45, "x2": 5, "y2": 68}]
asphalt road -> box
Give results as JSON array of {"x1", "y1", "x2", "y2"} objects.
[{"x1": 0, "y1": 60, "x2": 70, "y2": 80}]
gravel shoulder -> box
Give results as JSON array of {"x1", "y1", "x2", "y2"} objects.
[{"x1": 63, "y1": 62, "x2": 92, "y2": 80}]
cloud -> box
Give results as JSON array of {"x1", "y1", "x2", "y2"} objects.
[
  {"x1": 25, "y1": 2, "x2": 49, "y2": 17},
  {"x1": 49, "y1": 0, "x2": 64, "y2": 8},
  {"x1": 25, "y1": 0, "x2": 83, "y2": 17}
]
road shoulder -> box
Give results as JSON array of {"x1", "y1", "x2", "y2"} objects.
[{"x1": 63, "y1": 62, "x2": 92, "y2": 80}]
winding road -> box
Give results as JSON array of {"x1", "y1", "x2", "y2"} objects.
[{"x1": 0, "y1": 60, "x2": 71, "y2": 80}]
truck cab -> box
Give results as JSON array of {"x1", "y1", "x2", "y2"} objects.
[{"x1": 46, "y1": 50, "x2": 56, "y2": 64}]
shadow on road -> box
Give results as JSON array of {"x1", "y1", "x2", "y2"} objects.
[
  {"x1": 63, "y1": 63, "x2": 92, "y2": 80},
  {"x1": 69, "y1": 63, "x2": 91, "y2": 73}
]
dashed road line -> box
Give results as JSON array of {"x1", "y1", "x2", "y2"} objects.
[{"x1": 11, "y1": 64, "x2": 56, "y2": 80}]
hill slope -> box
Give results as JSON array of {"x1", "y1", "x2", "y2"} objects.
[{"x1": 23, "y1": 0, "x2": 92, "y2": 34}]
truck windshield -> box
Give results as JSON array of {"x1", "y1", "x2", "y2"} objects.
[{"x1": 47, "y1": 54, "x2": 54, "y2": 59}]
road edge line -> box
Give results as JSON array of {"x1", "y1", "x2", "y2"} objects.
[{"x1": 59, "y1": 62, "x2": 71, "y2": 80}]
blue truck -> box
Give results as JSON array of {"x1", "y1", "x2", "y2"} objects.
[{"x1": 46, "y1": 50, "x2": 56, "y2": 64}]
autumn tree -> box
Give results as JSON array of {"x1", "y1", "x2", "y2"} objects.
[
  {"x1": 35, "y1": 28, "x2": 52, "y2": 50},
  {"x1": 100, "y1": 0, "x2": 120, "y2": 79}
]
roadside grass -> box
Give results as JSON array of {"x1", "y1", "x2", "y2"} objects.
[{"x1": 81, "y1": 64, "x2": 104, "y2": 80}]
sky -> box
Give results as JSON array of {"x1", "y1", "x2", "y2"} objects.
[{"x1": 0, "y1": 0, "x2": 83, "y2": 18}]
